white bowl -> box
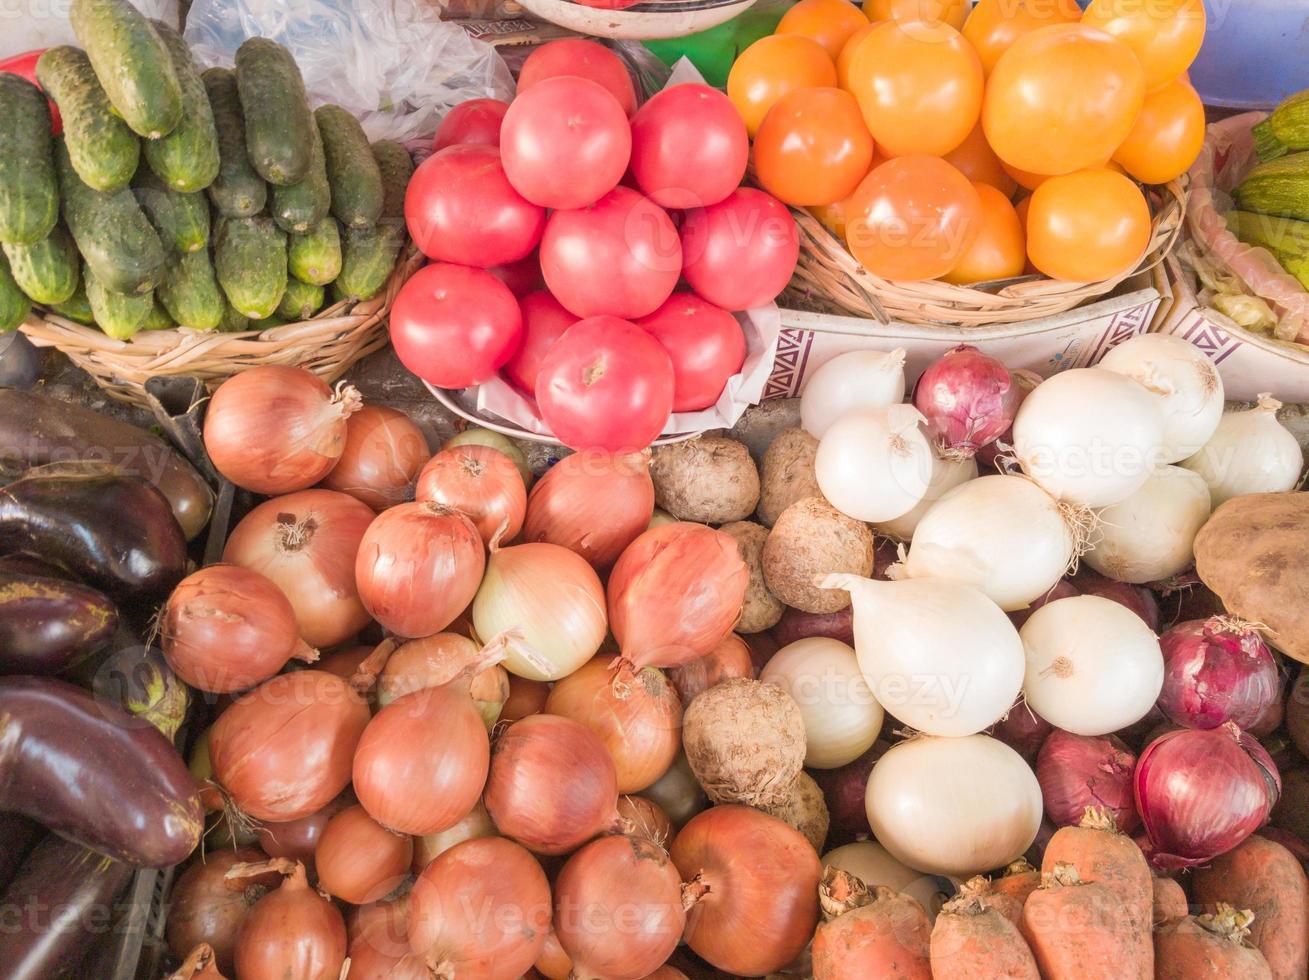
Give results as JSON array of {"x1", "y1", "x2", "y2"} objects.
[{"x1": 515, "y1": 0, "x2": 757, "y2": 40}]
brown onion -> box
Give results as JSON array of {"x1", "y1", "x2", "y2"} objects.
[
  {"x1": 166, "y1": 847, "x2": 266, "y2": 974},
  {"x1": 319, "y1": 405, "x2": 430, "y2": 511},
  {"x1": 408, "y1": 837, "x2": 551, "y2": 979},
  {"x1": 353, "y1": 683, "x2": 490, "y2": 836},
  {"x1": 161, "y1": 565, "x2": 315, "y2": 694},
  {"x1": 166, "y1": 943, "x2": 227, "y2": 979},
  {"x1": 223, "y1": 489, "x2": 375, "y2": 648},
  {"x1": 255, "y1": 793, "x2": 353, "y2": 875},
  {"x1": 671, "y1": 805, "x2": 822, "y2": 976},
  {"x1": 642, "y1": 752, "x2": 707, "y2": 830},
  {"x1": 315, "y1": 804, "x2": 413, "y2": 904},
  {"x1": 608, "y1": 522, "x2": 749, "y2": 670},
  {"x1": 416, "y1": 444, "x2": 527, "y2": 545},
  {"x1": 667, "y1": 633, "x2": 754, "y2": 705},
  {"x1": 553, "y1": 835, "x2": 685, "y2": 980},
  {"x1": 535, "y1": 928, "x2": 572, "y2": 980},
  {"x1": 210, "y1": 671, "x2": 370, "y2": 822},
  {"x1": 355, "y1": 501, "x2": 485, "y2": 638},
  {"x1": 347, "y1": 895, "x2": 410, "y2": 963},
  {"x1": 230, "y1": 858, "x2": 346, "y2": 980},
  {"x1": 617, "y1": 795, "x2": 674, "y2": 850},
  {"x1": 317, "y1": 646, "x2": 373, "y2": 683},
  {"x1": 484, "y1": 714, "x2": 620, "y2": 855},
  {"x1": 372, "y1": 632, "x2": 510, "y2": 729},
  {"x1": 545, "y1": 655, "x2": 682, "y2": 793},
  {"x1": 522, "y1": 450, "x2": 655, "y2": 571},
  {"x1": 501, "y1": 675, "x2": 551, "y2": 724},
  {"x1": 203, "y1": 366, "x2": 361, "y2": 495},
  {"x1": 412, "y1": 801, "x2": 497, "y2": 872}
]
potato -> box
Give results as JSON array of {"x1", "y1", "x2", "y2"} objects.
[
  {"x1": 763, "y1": 497, "x2": 875, "y2": 614},
  {"x1": 719, "y1": 521, "x2": 784, "y2": 634},
  {"x1": 650, "y1": 437, "x2": 760, "y2": 525},
  {"x1": 758, "y1": 427, "x2": 823, "y2": 528},
  {"x1": 1194, "y1": 492, "x2": 1309, "y2": 665},
  {"x1": 762, "y1": 770, "x2": 830, "y2": 853}
]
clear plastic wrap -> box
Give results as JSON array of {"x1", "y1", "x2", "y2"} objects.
[{"x1": 0, "y1": 0, "x2": 179, "y2": 59}]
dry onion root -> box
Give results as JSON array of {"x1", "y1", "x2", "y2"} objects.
[
  {"x1": 165, "y1": 944, "x2": 226, "y2": 980},
  {"x1": 762, "y1": 497, "x2": 874, "y2": 614},
  {"x1": 649, "y1": 437, "x2": 760, "y2": 525}
]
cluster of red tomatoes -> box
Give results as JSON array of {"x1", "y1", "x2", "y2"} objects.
[
  {"x1": 729, "y1": 0, "x2": 1207, "y2": 283},
  {"x1": 391, "y1": 39, "x2": 799, "y2": 454}
]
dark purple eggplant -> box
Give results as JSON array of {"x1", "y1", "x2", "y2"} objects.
[
  {"x1": 0, "y1": 554, "x2": 69, "y2": 578},
  {"x1": 0, "y1": 569, "x2": 117, "y2": 675},
  {"x1": 91, "y1": 643, "x2": 190, "y2": 743},
  {"x1": 0, "y1": 471, "x2": 188, "y2": 601},
  {"x1": 0, "y1": 835, "x2": 134, "y2": 980},
  {"x1": 0, "y1": 389, "x2": 214, "y2": 540},
  {"x1": 0, "y1": 813, "x2": 41, "y2": 888},
  {"x1": 0, "y1": 676, "x2": 202, "y2": 868}
]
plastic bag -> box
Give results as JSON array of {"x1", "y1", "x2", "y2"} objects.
[
  {"x1": 183, "y1": 0, "x2": 515, "y2": 144},
  {"x1": 0, "y1": 0, "x2": 179, "y2": 60}
]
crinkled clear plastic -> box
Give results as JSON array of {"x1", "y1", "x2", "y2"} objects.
[{"x1": 0, "y1": 0, "x2": 179, "y2": 59}]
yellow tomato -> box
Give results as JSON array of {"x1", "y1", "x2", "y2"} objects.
[
  {"x1": 727, "y1": 35, "x2": 838, "y2": 136},
  {"x1": 1112, "y1": 77, "x2": 1205, "y2": 184},
  {"x1": 962, "y1": 0, "x2": 1083, "y2": 74},
  {"x1": 863, "y1": 0, "x2": 968, "y2": 31},
  {"x1": 943, "y1": 121, "x2": 1018, "y2": 197},
  {"x1": 836, "y1": 21, "x2": 879, "y2": 90},
  {"x1": 754, "y1": 87, "x2": 876, "y2": 206},
  {"x1": 1082, "y1": 0, "x2": 1207, "y2": 92},
  {"x1": 1026, "y1": 169, "x2": 1151, "y2": 281},
  {"x1": 944, "y1": 183, "x2": 1026, "y2": 284},
  {"x1": 777, "y1": 0, "x2": 873, "y2": 60}
]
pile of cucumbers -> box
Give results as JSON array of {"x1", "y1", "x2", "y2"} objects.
[{"x1": 0, "y1": 0, "x2": 413, "y2": 340}]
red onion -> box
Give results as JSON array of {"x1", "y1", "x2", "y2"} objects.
[
  {"x1": 1113, "y1": 703, "x2": 1169, "y2": 753},
  {"x1": 810, "y1": 742, "x2": 887, "y2": 845},
  {"x1": 975, "y1": 367, "x2": 1040, "y2": 470},
  {"x1": 1072, "y1": 567, "x2": 1160, "y2": 632},
  {"x1": 1036, "y1": 730, "x2": 1139, "y2": 832},
  {"x1": 1135, "y1": 724, "x2": 1282, "y2": 869},
  {"x1": 1157, "y1": 617, "x2": 1280, "y2": 731},
  {"x1": 770, "y1": 605, "x2": 854, "y2": 648},
  {"x1": 992, "y1": 698, "x2": 1054, "y2": 764},
  {"x1": 913, "y1": 344, "x2": 1019, "y2": 456},
  {"x1": 1008, "y1": 579, "x2": 1079, "y2": 631}
]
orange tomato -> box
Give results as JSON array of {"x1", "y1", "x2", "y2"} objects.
[
  {"x1": 1082, "y1": 0, "x2": 1207, "y2": 92},
  {"x1": 1026, "y1": 169, "x2": 1151, "y2": 281},
  {"x1": 811, "y1": 197, "x2": 852, "y2": 238},
  {"x1": 983, "y1": 24, "x2": 1145, "y2": 175},
  {"x1": 727, "y1": 35, "x2": 838, "y2": 136},
  {"x1": 863, "y1": 0, "x2": 968, "y2": 31},
  {"x1": 777, "y1": 0, "x2": 872, "y2": 60},
  {"x1": 845, "y1": 155, "x2": 982, "y2": 280},
  {"x1": 1002, "y1": 159, "x2": 1051, "y2": 191},
  {"x1": 843, "y1": 20, "x2": 983, "y2": 158},
  {"x1": 836, "y1": 21, "x2": 879, "y2": 90},
  {"x1": 962, "y1": 0, "x2": 1083, "y2": 74},
  {"x1": 944, "y1": 121, "x2": 1017, "y2": 197},
  {"x1": 754, "y1": 88, "x2": 876, "y2": 207},
  {"x1": 944, "y1": 183, "x2": 1026, "y2": 284},
  {"x1": 1112, "y1": 78, "x2": 1205, "y2": 185}
]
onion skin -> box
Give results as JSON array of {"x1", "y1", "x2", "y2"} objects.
[
  {"x1": 315, "y1": 804, "x2": 413, "y2": 904},
  {"x1": 673, "y1": 805, "x2": 822, "y2": 977},
  {"x1": 811, "y1": 742, "x2": 886, "y2": 845},
  {"x1": 617, "y1": 795, "x2": 674, "y2": 849},
  {"x1": 166, "y1": 848, "x2": 266, "y2": 975},
  {"x1": 412, "y1": 801, "x2": 497, "y2": 872},
  {"x1": 320, "y1": 404, "x2": 430, "y2": 511},
  {"x1": 770, "y1": 605, "x2": 854, "y2": 648},
  {"x1": 232, "y1": 860, "x2": 346, "y2": 980},
  {"x1": 1008, "y1": 579, "x2": 1080, "y2": 632},
  {"x1": 667, "y1": 634, "x2": 754, "y2": 705},
  {"x1": 992, "y1": 700, "x2": 1054, "y2": 764},
  {"x1": 1157, "y1": 618, "x2": 1280, "y2": 731},
  {"x1": 1037, "y1": 730, "x2": 1139, "y2": 832},
  {"x1": 347, "y1": 895, "x2": 411, "y2": 964},
  {"x1": 255, "y1": 794, "x2": 353, "y2": 876},
  {"x1": 500, "y1": 674, "x2": 551, "y2": 724},
  {"x1": 535, "y1": 928, "x2": 572, "y2": 980},
  {"x1": 415, "y1": 444, "x2": 527, "y2": 545},
  {"x1": 914, "y1": 344, "x2": 1018, "y2": 456},
  {"x1": 1072, "y1": 567, "x2": 1160, "y2": 632}
]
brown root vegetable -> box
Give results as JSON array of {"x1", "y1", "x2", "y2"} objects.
[
  {"x1": 1155, "y1": 905, "x2": 1274, "y2": 980},
  {"x1": 1153, "y1": 874, "x2": 1190, "y2": 926},
  {"x1": 761, "y1": 770, "x2": 830, "y2": 852},
  {"x1": 930, "y1": 880, "x2": 1039, "y2": 979},
  {"x1": 758, "y1": 428, "x2": 823, "y2": 528},
  {"x1": 991, "y1": 859, "x2": 1041, "y2": 909},
  {"x1": 946, "y1": 876, "x2": 1024, "y2": 930},
  {"x1": 717, "y1": 520, "x2": 784, "y2": 633},
  {"x1": 1193, "y1": 834, "x2": 1309, "y2": 980},
  {"x1": 650, "y1": 437, "x2": 760, "y2": 525},
  {"x1": 811, "y1": 868, "x2": 932, "y2": 980},
  {"x1": 1287, "y1": 668, "x2": 1309, "y2": 758},
  {"x1": 1272, "y1": 768, "x2": 1309, "y2": 844},
  {"x1": 762, "y1": 497, "x2": 874, "y2": 614},
  {"x1": 682, "y1": 677, "x2": 806, "y2": 808},
  {"x1": 1194, "y1": 492, "x2": 1309, "y2": 664},
  {"x1": 1021, "y1": 863, "x2": 1151, "y2": 980}
]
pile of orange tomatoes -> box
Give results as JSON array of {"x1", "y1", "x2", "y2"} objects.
[{"x1": 729, "y1": 0, "x2": 1207, "y2": 283}]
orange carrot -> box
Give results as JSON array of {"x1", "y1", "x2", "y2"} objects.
[
  {"x1": 991, "y1": 858, "x2": 1041, "y2": 908},
  {"x1": 929, "y1": 880, "x2": 1039, "y2": 979},
  {"x1": 1021, "y1": 862, "x2": 1152, "y2": 980},
  {"x1": 1155, "y1": 905, "x2": 1274, "y2": 979},
  {"x1": 811, "y1": 868, "x2": 932, "y2": 980},
  {"x1": 1152, "y1": 874, "x2": 1190, "y2": 926},
  {"x1": 1193, "y1": 835, "x2": 1309, "y2": 980}
]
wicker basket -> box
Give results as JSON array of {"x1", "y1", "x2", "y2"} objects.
[
  {"x1": 18, "y1": 247, "x2": 425, "y2": 407},
  {"x1": 786, "y1": 178, "x2": 1188, "y2": 327}
]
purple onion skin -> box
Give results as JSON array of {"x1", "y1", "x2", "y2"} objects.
[
  {"x1": 1114, "y1": 703, "x2": 1169, "y2": 754},
  {"x1": 1009, "y1": 579, "x2": 1080, "y2": 631},
  {"x1": 1037, "y1": 730, "x2": 1139, "y2": 832},
  {"x1": 1073, "y1": 568, "x2": 1161, "y2": 632},
  {"x1": 771, "y1": 606, "x2": 854, "y2": 648},
  {"x1": 913, "y1": 345, "x2": 1019, "y2": 456},
  {"x1": 1135, "y1": 725, "x2": 1282, "y2": 871},
  {"x1": 1157, "y1": 618, "x2": 1281, "y2": 731},
  {"x1": 809, "y1": 741, "x2": 889, "y2": 846},
  {"x1": 992, "y1": 699, "x2": 1054, "y2": 764}
]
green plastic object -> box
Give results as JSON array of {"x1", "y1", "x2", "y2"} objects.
[{"x1": 643, "y1": 1, "x2": 788, "y2": 89}]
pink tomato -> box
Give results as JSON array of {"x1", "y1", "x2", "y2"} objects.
[
  {"x1": 680, "y1": 188, "x2": 799, "y2": 310},
  {"x1": 501, "y1": 291, "x2": 578, "y2": 398},
  {"x1": 517, "y1": 39, "x2": 638, "y2": 117},
  {"x1": 628, "y1": 83, "x2": 749, "y2": 209},
  {"x1": 487, "y1": 251, "x2": 544, "y2": 298},
  {"x1": 638, "y1": 294, "x2": 746, "y2": 412},
  {"x1": 432, "y1": 98, "x2": 509, "y2": 151}
]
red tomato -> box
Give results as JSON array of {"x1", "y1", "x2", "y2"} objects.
[
  {"x1": 629, "y1": 83, "x2": 749, "y2": 210},
  {"x1": 501, "y1": 77, "x2": 631, "y2": 211},
  {"x1": 390, "y1": 263, "x2": 523, "y2": 389},
  {"x1": 536, "y1": 317, "x2": 675, "y2": 452},
  {"x1": 573, "y1": 0, "x2": 642, "y2": 9},
  {"x1": 487, "y1": 251, "x2": 544, "y2": 298},
  {"x1": 680, "y1": 188, "x2": 799, "y2": 311},
  {"x1": 433, "y1": 98, "x2": 509, "y2": 151},
  {"x1": 540, "y1": 187, "x2": 682, "y2": 320},
  {"x1": 502, "y1": 291, "x2": 578, "y2": 398},
  {"x1": 517, "y1": 39, "x2": 638, "y2": 117},
  {"x1": 404, "y1": 144, "x2": 545, "y2": 268},
  {"x1": 637, "y1": 294, "x2": 746, "y2": 412},
  {"x1": 0, "y1": 50, "x2": 60, "y2": 134},
  {"x1": 753, "y1": 87, "x2": 874, "y2": 207}
]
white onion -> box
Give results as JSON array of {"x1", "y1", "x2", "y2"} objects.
[
  {"x1": 816, "y1": 405, "x2": 935, "y2": 523},
  {"x1": 800, "y1": 349, "x2": 907, "y2": 438},
  {"x1": 1013, "y1": 367, "x2": 1166, "y2": 508},
  {"x1": 899, "y1": 475, "x2": 1074, "y2": 612},
  {"x1": 875, "y1": 451, "x2": 977, "y2": 542},
  {"x1": 1181, "y1": 394, "x2": 1304, "y2": 508},
  {"x1": 865, "y1": 734, "x2": 1042, "y2": 877},
  {"x1": 1099, "y1": 334, "x2": 1225, "y2": 463},
  {"x1": 823, "y1": 573, "x2": 1024, "y2": 737},
  {"x1": 760, "y1": 637, "x2": 884, "y2": 769},
  {"x1": 822, "y1": 842, "x2": 957, "y2": 921},
  {"x1": 1020, "y1": 595, "x2": 1163, "y2": 737},
  {"x1": 1084, "y1": 465, "x2": 1211, "y2": 585}
]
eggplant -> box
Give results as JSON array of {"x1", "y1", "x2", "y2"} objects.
[
  {"x1": 91, "y1": 643, "x2": 190, "y2": 743},
  {"x1": 0, "y1": 471, "x2": 188, "y2": 601},
  {"x1": 0, "y1": 554, "x2": 69, "y2": 578},
  {"x1": 0, "y1": 676, "x2": 202, "y2": 868},
  {"x1": 0, "y1": 389, "x2": 214, "y2": 540},
  {"x1": 0, "y1": 835, "x2": 134, "y2": 980},
  {"x1": 0, "y1": 569, "x2": 117, "y2": 675},
  {"x1": 0, "y1": 813, "x2": 42, "y2": 888}
]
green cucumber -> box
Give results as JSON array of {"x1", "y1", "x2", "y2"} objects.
[
  {"x1": 49, "y1": 280, "x2": 94, "y2": 324},
  {"x1": 217, "y1": 302, "x2": 249, "y2": 333},
  {"x1": 270, "y1": 119, "x2": 330, "y2": 233},
  {"x1": 234, "y1": 38, "x2": 314, "y2": 186},
  {"x1": 315, "y1": 105, "x2": 383, "y2": 229},
  {"x1": 0, "y1": 75, "x2": 58, "y2": 245},
  {"x1": 371, "y1": 140, "x2": 414, "y2": 221},
  {"x1": 277, "y1": 278, "x2": 324, "y2": 321},
  {"x1": 157, "y1": 249, "x2": 223, "y2": 331},
  {"x1": 2, "y1": 227, "x2": 79, "y2": 305},
  {"x1": 215, "y1": 216, "x2": 287, "y2": 319},
  {"x1": 0, "y1": 251, "x2": 31, "y2": 331},
  {"x1": 69, "y1": 0, "x2": 181, "y2": 139},
  {"x1": 35, "y1": 47, "x2": 140, "y2": 193},
  {"x1": 133, "y1": 168, "x2": 209, "y2": 254},
  {"x1": 288, "y1": 217, "x2": 342, "y2": 286},
  {"x1": 144, "y1": 297, "x2": 173, "y2": 331},
  {"x1": 55, "y1": 138, "x2": 164, "y2": 296},
  {"x1": 143, "y1": 21, "x2": 220, "y2": 192},
  {"x1": 83, "y1": 263, "x2": 152, "y2": 340},
  {"x1": 335, "y1": 225, "x2": 403, "y2": 302},
  {"x1": 201, "y1": 68, "x2": 266, "y2": 218}
]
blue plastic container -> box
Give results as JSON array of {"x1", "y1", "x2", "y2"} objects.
[{"x1": 1189, "y1": 0, "x2": 1309, "y2": 109}]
